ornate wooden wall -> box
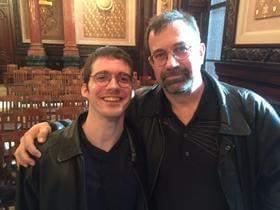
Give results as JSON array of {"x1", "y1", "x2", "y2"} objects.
[
  {"x1": 0, "y1": 0, "x2": 211, "y2": 80},
  {"x1": 216, "y1": 0, "x2": 280, "y2": 110},
  {"x1": 222, "y1": 0, "x2": 280, "y2": 63},
  {"x1": 0, "y1": 0, "x2": 16, "y2": 81},
  {"x1": 2, "y1": 0, "x2": 155, "y2": 76}
]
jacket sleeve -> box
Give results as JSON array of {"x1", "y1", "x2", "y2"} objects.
[
  {"x1": 48, "y1": 119, "x2": 73, "y2": 132},
  {"x1": 252, "y1": 95, "x2": 280, "y2": 210},
  {"x1": 16, "y1": 165, "x2": 39, "y2": 210}
]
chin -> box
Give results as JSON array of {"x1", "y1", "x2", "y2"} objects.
[
  {"x1": 165, "y1": 86, "x2": 191, "y2": 95},
  {"x1": 103, "y1": 113, "x2": 124, "y2": 120},
  {"x1": 102, "y1": 108, "x2": 126, "y2": 119}
]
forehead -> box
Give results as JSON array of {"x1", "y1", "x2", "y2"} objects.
[
  {"x1": 92, "y1": 56, "x2": 131, "y2": 74},
  {"x1": 148, "y1": 20, "x2": 198, "y2": 52}
]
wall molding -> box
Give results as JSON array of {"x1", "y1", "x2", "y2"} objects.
[{"x1": 222, "y1": 0, "x2": 280, "y2": 65}]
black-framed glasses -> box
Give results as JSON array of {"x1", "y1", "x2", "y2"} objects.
[
  {"x1": 148, "y1": 45, "x2": 192, "y2": 67},
  {"x1": 90, "y1": 71, "x2": 133, "y2": 88}
]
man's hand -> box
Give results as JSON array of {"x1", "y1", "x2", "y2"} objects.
[{"x1": 14, "y1": 122, "x2": 51, "y2": 167}]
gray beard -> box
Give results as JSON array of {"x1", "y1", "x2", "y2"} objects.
[
  {"x1": 162, "y1": 77, "x2": 193, "y2": 95},
  {"x1": 160, "y1": 67, "x2": 193, "y2": 95}
]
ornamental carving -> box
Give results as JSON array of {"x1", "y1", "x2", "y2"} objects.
[
  {"x1": 255, "y1": 0, "x2": 280, "y2": 19},
  {"x1": 19, "y1": 0, "x2": 64, "y2": 43},
  {"x1": 161, "y1": 0, "x2": 171, "y2": 12},
  {"x1": 0, "y1": 50, "x2": 12, "y2": 63},
  {"x1": 222, "y1": 0, "x2": 280, "y2": 64},
  {"x1": 39, "y1": 5, "x2": 58, "y2": 35},
  {"x1": 96, "y1": 0, "x2": 113, "y2": 11},
  {"x1": 82, "y1": 0, "x2": 126, "y2": 39},
  {"x1": 157, "y1": 0, "x2": 173, "y2": 14}
]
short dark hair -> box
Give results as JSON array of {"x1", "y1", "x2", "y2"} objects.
[
  {"x1": 144, "y1": 10, "x2": 201, "y2": 55},
  {"x1": 83, "y1": 46, "x2": 133, "y2": 83}
]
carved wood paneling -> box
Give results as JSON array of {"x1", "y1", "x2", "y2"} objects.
[
  {"x1": 217, "y1": 0, "x2": 280, "y2": 108},
  {"x1": 0, "y1": 5, "x2": 14, "y2": 64},
  {"x1": 39, "y1": 0, "x2": 64, "y2": 40},
  {"x1": 20, "y1": 0, "x2": 64, "y2": 43},
  {"x1": 10, "y1": 0, "x2": 146, "y2": 72},
  {"x1": 215, "y1": 61, "x2": 280, "y2": 105},
  {"x1": 222, "y1": 0, "x2": 280, "y2": 65},
  {"x1": 0, "y1": 0, "x2": 15, "y2": 82}
]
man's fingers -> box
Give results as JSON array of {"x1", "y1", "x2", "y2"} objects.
[
  {"x1": 17, "y1": 150, "x2": 35, "y2": 167},
  {"x1": 15, "y1": 122, "x2": 51, "y2": 167},
  {"x1": 23, "y1": 133, "x2": 41, "y2": 158},
  {"x1": 14, "y1": 143, "x2": 35, "y2": 167},
  {"x1": 37, "y1": 125, "x2": 51, "y2": 143}
]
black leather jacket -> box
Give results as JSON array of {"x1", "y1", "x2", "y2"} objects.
[
  {"x1": 126, "y1": 71, "x2": 280, "y2": 210},
  {"x1": 24, "y1": 71, "x2": 280, "y2": 210},
  {"x1": 16, "y1": 112, "x2": 148, "y2": 210}
]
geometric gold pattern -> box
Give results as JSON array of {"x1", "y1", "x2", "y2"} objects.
[
  {"x1": 255, "y1": 0, "x2": 280, "y2": 19},
  {"x1": 74, "y1": 0, "x2": 136, "y2": 46},
  {"x1": 82, "y1": 0, "x2": 126, "y2": 39}
]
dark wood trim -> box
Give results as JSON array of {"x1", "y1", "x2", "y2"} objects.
[
  {"x1": 210, "y1": 2, "x2": 226, "y2": 10},
  {"x1": 222, "y1": 0, "x2": 280, "y2": 64},
  {"x1": 215, "y1": 61, "x2": 280, "y2": 104}
]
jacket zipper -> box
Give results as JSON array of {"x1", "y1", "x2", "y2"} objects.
[
  {"x1": 133, "y1": 167, "x2": 149, "y2": 210},
  {"x1": 149, "y1": 118, "x2": 166, "y2": 198}
]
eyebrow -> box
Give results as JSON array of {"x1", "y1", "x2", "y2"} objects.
[
  {"x1": 152, "y1": 41, "x2": 189, "y2": 54},
  {"x1": 173, "y1": 42, "x2": 189, "y2": 48}
]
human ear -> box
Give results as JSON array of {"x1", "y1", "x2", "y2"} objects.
[
  {"x1": 81, "y1": 83, "x2": 89, "y2": 98},
  {"x1": 199, "y1": 43, "x2": 206, "y2": 64}
]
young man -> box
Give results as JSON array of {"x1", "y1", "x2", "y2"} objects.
[
  {"x1": 16, "y1": 46, "x2": 148, "y2": 210},
  {"x1": 15, "y1": 11, "x2": 280, "y2": 210}
]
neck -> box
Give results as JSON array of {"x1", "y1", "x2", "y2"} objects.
[
  {"x1": 82, "y1": 111, "x2": 124, "y2": 152},
  {"x1": 164, "y1": 81, "x2": 205, "y2": 125}
]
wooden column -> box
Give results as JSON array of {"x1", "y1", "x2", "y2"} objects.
[
  {"x1": 26, "y1": 0, "x2": 47, "y2": 66},
  {"x1": 62, "y1": 0, "x2": 80, "y2": 68}
]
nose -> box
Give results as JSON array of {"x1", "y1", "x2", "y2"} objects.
[
  {"x1": 106, "y1": 76, "x2": 119, "y2": 88},
  {"x1": 165, "y1": 52, "x2": 179, "y2": 69}
]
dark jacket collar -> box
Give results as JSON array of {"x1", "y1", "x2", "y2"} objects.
[
  {"x1": 205, "y1": 71, "x2": 251, "y2": 136},
  {"x1": 134, "y1": 70, "x2": 251, "y2": 136},
  {"x1": 57, "y1": 114, "x2": 83, "y2": 162},
  {"x1": 56, "y1": 112, "x2": 137, "y2": 163}
]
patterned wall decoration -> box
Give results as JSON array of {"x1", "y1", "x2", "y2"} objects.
[
  {"x1": 74, "y1": 0, "x2": 136, "y2": 46},
  {"x1": 235, "y1": 0, "x2": 280, "y2": 45},
  {"x1": 19, "y1": 0, "x2": 64, "y2": 44},
  {"x1": 255, "y1": 0, "x2": 280, "y2": 19},
  {"x1": 0, "y1": 7, "x2": 12, "y2": 64},
  {"x1": 83, "y1": 0, "x2": 126, "y2": 39},
  {"x1": 222, "y1": 0, "x2": 280, "y2": 64},
  {"x1": 157, "y1": 0, "x2": 173, "y2": 15}
]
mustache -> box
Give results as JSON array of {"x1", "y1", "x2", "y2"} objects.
[
  {"x1": 161, "y1": 67, "x2": 190, "y2": 80},
  {"x1": 163, "y1": 77, "x2": 186, "y2": 86}
]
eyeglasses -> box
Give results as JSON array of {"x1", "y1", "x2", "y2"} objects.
[
  {"x1": 148, "y1": 45, "x2": 192, "y2": 67},
  {"x1": 90, "y1": 71, "x2": 133, "y2": 88}
]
